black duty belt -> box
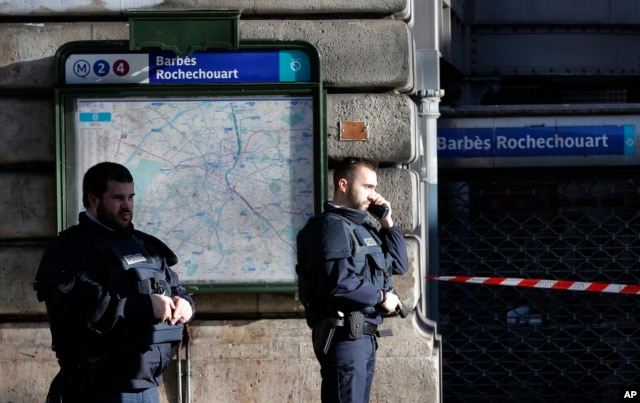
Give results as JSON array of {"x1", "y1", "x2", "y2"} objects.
[
  {"x1": 362, "y1": 322, "x2": 393, "y2": 337},
  {"x1": 363, "y1": 322, "x2": 378, "y2": 335},
  {"x1": 328, "y1": 311, "x2": 394, "y2": 338}
]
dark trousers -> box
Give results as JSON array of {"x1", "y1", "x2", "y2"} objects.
[
  {"x1": 45, "y1": 368, "x2": 159, "y2": 403},
  {"x1": 315, "y1": 330, "x2": 377, "y2": 403}
]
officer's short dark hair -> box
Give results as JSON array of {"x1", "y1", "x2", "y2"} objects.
[
  {"x1": 82, "y1": 162, "x2": 134, "y2": 208},
  {"x1": 333, "y1": 157, "x2": 378, "y2": 190}
]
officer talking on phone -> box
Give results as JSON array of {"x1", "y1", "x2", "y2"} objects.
[{"x1": 296, "y1": 157, "x2": 409, "y2": 402}]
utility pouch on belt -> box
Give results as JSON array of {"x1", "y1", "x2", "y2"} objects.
[
  {"x1": 348, "y1": 311, "x2": 365, "y2": 339},
  {"x1": 151, "y1": 322, "x2": 184, "y2": 344}
]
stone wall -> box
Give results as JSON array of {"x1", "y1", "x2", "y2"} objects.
[{"x1": 0, "y1": 1, "x2": 440, "y2": 402}]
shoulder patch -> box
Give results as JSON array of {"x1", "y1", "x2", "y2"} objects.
[{"x1": 57, "y1": 276, "x2": 75, "y2": 293}]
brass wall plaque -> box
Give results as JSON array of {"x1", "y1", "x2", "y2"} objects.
[{"x1": 339, "y1": 121, "x2": 368, "y2": 141}]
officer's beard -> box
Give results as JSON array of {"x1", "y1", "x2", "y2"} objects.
[
  {"x1": 345, "y1": 188, "x2": 367, "y2": 211},
  {"x1": 96, "y1": 201, "x2": 131, "y2": 232}
]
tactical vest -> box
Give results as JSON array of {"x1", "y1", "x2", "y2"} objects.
[
  {"x1": 34, "y1": 219, "x2": 185, "y2": 367},
  {"x1": 112, "y1": 236, "x2": 184, "y2": 345},
  {"x1": 120, "y1": 250, "x2": 172, "y2": 297},
  {"x1": 331, "y1": 214, "x2": 393, "y2": 289},
  {"x1": 296, "y1": 212, "x2": 393, "y2": 327}
]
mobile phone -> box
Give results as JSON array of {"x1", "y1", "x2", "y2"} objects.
[{"x1": 367, "y1": 203, "x2": 389, "y2": 220}]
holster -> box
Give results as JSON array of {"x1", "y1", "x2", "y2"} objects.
[{"x1": 312, "y1": 316, "x2": 344, "y2": 356}]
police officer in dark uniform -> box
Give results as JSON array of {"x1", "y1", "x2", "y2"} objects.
[
  {"x1": 34, "y1": 162, "x2": 194, "y2": 403},
  {"x1": 296, "y1": 157, "x2": 409, "y2": 402}
]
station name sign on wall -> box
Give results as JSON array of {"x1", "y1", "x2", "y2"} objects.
[
  {"x1": 64, "y1": 50, "x2": 311, "y2": 85},
  {"x1": 438, "y1": 125, "x2": 635, "y2": 158}
]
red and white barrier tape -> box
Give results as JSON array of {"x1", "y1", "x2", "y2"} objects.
[{"x1": 428, "y1": 275, "x2": 640, "y2": 295}]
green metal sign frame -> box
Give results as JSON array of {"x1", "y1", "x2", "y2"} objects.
[
  {"x1": 53, "y1": 11, "x2": 326, "y2": 293},
  {"x1": 127, "y1": 10, "x2": 241, "y2": 54}
]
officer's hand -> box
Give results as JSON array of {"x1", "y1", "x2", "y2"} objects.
[
  {"x1": 369, "y1": 193, "x2": 394, "y2": 229},
  {"x1": 170, "y1": 296, "x2": 193, "y2": 324},
  {"x1": 150, "y1": 294, "x2": 175, "y2": 322},
  {"x1": 380, "y1": 291, "x2": 401, "y2": 314}
]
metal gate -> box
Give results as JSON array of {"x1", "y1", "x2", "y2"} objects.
[{"x1": 438, "y1": 167, "x2": 640, "y2": 402}]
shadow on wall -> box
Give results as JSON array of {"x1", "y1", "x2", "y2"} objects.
[{"x1": 0, "y1": 57, "x2": 56, "y2": 87}]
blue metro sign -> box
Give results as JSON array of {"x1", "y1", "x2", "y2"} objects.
[{"x1": 64, "y1": 50, "x2": 312, "y2": 85}]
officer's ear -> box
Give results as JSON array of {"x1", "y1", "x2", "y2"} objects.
[
  {"x1": 337, "y1": 178, "x2": 349, "y2": 194},
  {"x1": 87, "y1": 192, "x2": 100, "y2": 210}
]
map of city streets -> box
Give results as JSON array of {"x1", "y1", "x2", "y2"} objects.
[{"x1": 74, "y1": 97, "x2": 315, "y2": 286}]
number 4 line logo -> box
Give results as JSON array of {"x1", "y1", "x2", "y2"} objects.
[{"x1": 113, "y1": 59, "x2": 130, "y2": 77}]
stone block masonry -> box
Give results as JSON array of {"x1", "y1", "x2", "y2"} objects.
[{"x1": 0, "y1": 3, "x2": 439, "y2": 402}]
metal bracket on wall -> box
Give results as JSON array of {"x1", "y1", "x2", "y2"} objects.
[{"x1": 126, "y1": 9, "x2": 241, "y2": 55}]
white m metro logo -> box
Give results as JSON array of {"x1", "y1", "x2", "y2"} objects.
[{"x1": 73, "y1": 59, "x2": 91, "y2": 77}]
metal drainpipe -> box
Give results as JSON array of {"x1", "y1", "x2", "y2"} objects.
[
  {"x1": 412, "y1": 47, "x2": 444, "y2": 320},
  {"x1": 412, "y1": 72, "x2": 445, "y2": 403},
  {"x1": 177, "y1": 341, "x2": 183, "y2": 403},
  {"x1": 411, "y1": 72, "x2": 445, "y2": 403},
  {"x1": 416, "y1": 88, "x2": 443, "y2": 320},
  {"x1": 185, "y1": 330, "x2": 192, "y2": 403},
  {"x1": 177, "y1": 323, "x2": 192, "y2": 403}
]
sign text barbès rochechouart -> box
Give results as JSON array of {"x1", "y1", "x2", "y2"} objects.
[
  {"x1": 64, "y1": 50, "x2": 311, "y2": 84},
  {"x1": 438, "y1": 125, "x2": 635, "y2": 158}
]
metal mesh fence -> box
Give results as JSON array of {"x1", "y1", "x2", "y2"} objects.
[{"x1": 438, "y1": 168, "x2": 640, "y2": 402}]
